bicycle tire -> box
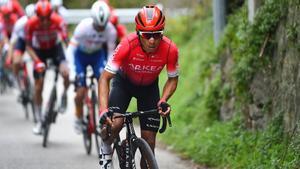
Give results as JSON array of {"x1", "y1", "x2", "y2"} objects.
[
  {"x1": 42, "y1": 86, "x2": 57, "y2": 148},
  {"x1": 26, "y1": 76, "x2": 36, "y2": 123},
  {"x1": 30, "y1": 100, "x2": 37, "y2": 123},
  {"x1": 82, "y1": 114, "x2": 92, "y2": 155},
  {"x1": 92, "y1": 90, "x2": 101, "y2": 156},
  {"x1": 42, "y1": 120, "x2": 50, "y2": 147},
  {"x1": 132, "y1": 138, "x2": 159, "y2": 169}
]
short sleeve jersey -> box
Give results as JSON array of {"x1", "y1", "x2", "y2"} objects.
[
  {"x1": 71, "y1": 18, "x2": 116, "y2": 56},
  {"x1": 105, "y1": 33, "x2": 179, "y2": 86},
  {"x1": 10, "y1": 15, "x2": 27, "y2": 42},
  {"x1": 25, "y1": 13, "x2": 68, "y2": 49}
]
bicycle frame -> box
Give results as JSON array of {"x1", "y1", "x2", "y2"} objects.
[
  {"x1": 84, "y1": 75, "x2": 97, "y2": 134},
  {"x1": 81, "y1": 66, "x2": 101, "y2": 155},
  {"x1": 42, "y1": 64, "x2": 59, "y2": 147}
]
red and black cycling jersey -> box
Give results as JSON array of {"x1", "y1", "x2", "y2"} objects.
[
  {"x1": 0, "y1": 13, "x2": 18, "y2": 38},
  {"x1": 105, "y1": 33, "x2": 179, "y2": 86},
  {"x1": 25, "y1": 13, "x2": 68, "y2": 50},
  {"x1": 8, "y1": 0, "x2": 24, "y2": 18}
]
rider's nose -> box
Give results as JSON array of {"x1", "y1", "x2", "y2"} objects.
[{"x1": 148, "y1": 37, "x2": 155, "y2": 44}]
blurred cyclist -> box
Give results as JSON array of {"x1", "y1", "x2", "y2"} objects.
[
  {"x1": 0, "y1": 0, "x2": 24, "y2": 18},
  {"x1": 0, "y1": 3, "x2": 18, "y2": 40},
  {"x1": 66, "y1": 0, "x2": 116, "y2": 134},
  {"x1": 99, "y1": 0, "x2": 127, "y2": 44},
  {"x1": 0, "y1": 3, "x2": 18, "y2": 71},
  {"x1": 6, "y1": 4, "x2": 35, "y2": 95},
  {"x1": 98, "y1": 5, "x2": 179, "y2": 169},
  {"x1": 25, "y1": 0, "x2": 69, "y2": 134}
]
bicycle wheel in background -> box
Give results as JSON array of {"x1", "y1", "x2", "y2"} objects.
[
  {"x1": 42, "y1": 86, "x2": 57, "y2": 148},
  {"x1": 42, "y1": 120, "x2": 50, "y2": 147},
  {"x1": 132, "y1": 138, "x2": 159, "y2": 169},
  {"x1": 92, "y1": 89, "x2": 101, "y2": 156},
  {"x1": 82, "y1": 108, "x2": 92, "y2": 155}
]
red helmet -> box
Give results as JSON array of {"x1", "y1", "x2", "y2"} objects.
[
  {"x1": 35, "y1": 0, "x2": 52, "y2": 18},
  {"x1": 0, "y1": 4, "x2": 13, "y2": 16},
  {"x1": 135, "y1": 5, "x2": 165, "y2": 31}
]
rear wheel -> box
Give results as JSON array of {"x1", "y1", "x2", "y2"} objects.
[
  {"x1": 42, "y1": 119, "x2": 50, "y2": 147},
  {"x1": 42, "y1": 87, "x2": 57, "y2": 148},
  {"x1": 132, "y1": 138, "x2": 159, "y2": 169}
]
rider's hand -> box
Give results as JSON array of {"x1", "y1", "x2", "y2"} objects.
[
  {"x1": 99, "y1": 109, "x2": 113, "y2": 128},
  {"x1": 34, "y1": 59, "x2": 46, "y2": 73},
  {"x1": 158, "y1": 99, "x2": 171, "y2": 117}
]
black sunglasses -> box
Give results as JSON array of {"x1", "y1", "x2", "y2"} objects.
[{"x1": 139, "y1": 31, "x2": 163, "y2": 39}]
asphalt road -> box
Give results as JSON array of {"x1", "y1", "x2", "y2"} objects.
[{"x1": 0, "y1": 71, "x2": 202, "y2": 169}]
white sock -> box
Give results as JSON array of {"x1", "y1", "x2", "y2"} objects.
[{"x1": 100, "y1": 141, "x2": 112, "y2": 154}]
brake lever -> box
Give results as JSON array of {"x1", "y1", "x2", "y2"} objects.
[{"x1": 159, "y1": 116, "x2": 167, "y2": 133}]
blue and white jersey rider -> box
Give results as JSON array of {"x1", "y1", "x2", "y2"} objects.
[{"x1": 67, "y1": 17, "x2": 117, "y2": 86}]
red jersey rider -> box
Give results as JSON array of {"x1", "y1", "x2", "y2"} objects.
[
  {"x1": 98, "y1": 5, "x2": 179, "y2": 168},
  {"x1": 25, "y1": 0, "x2": 69, "y2": 134}
]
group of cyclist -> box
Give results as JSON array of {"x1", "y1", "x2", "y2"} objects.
[{"x1": 0, "y1": 0, "x2": 179, "y2": 168}]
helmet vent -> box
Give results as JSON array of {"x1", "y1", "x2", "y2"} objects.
[
  {"x1": 146, "y1": 8, "x2": 154, "y2": 21},
  {"x1": 99, "y1": 7, "x2": 104, "y2": 22}
]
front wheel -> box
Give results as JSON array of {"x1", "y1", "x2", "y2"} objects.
[
  {"x1": 132, "y1": 138, "x2": 159, "y2": 169},
  {"x1": 42, "y1": 120, "x2": 50, "y2": 147},
  {"x1": 82, "y1": 114, "x2": 92, "y2": 155}
]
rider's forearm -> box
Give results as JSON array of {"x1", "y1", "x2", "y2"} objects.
[
  {"x1": 160, "y1": 76, "x2": 178, "y2": 102},
  {"x1": 98, "y1": 71, "x2": 114, "y2": 114}
]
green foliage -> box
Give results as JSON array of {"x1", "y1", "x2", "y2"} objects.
[
  {"x1": 160, "y1": 0, "x2": 300, "y2": 168},
  {"x1": 219, "y1": 0, "x2": 287, "y2": 102}
]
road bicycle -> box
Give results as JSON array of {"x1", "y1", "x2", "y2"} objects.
[
  {"x1": 81, "y1": 66, "x2": 101, "y2": 155},
  {"x1": 42, "y1": 63, "x2": 59, "y2": 148},
  {"x1": 105, "y1": 107, "x2": 172, "y2": 169},
  {"x1": 17, "y1": 59, "x2": 36, "y2": 122}
]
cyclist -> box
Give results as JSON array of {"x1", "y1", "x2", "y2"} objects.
[
  {"x1": 25, "y1": 0, "x2": 69, "y2": 134},
  {"x1": 0, "y1": 3, "x2": 18, "y2": 74},
  {"x1": 66, "y1": 0, "x2": 116, "y2": 134},
  {"x1": 99, "y1": 0, "x2": 127, "y2": 44},
  {"x1": 6, "y1": 4, "x2": 35, "y2": 96},
  {"x1": 0, "y1": 3, "x2": 18, "y2": 40},
  {"x1": 0, "y1": 0, "x2": 24, "y2": 18},
  {"x1": 98, "y1": 5, "x2": 179, "y2": 168}
]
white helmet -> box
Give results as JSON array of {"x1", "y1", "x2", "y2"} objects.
[
  {"x1": 51, "y1": 0, "x2": 62, "y2": 7},
  {"x1": 90, "y1": 1, "x2": 110, "y2": 27},
  {"x1": 25, "y1": 4, "x2": 35, "y2": 18},
  {"x1": 0, "y1": 0, "x2": 8, "y2": 6}
]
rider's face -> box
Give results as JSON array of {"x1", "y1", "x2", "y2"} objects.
[{"x1": 138, "y1": 31, "x2": 163, "y2": 53}]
